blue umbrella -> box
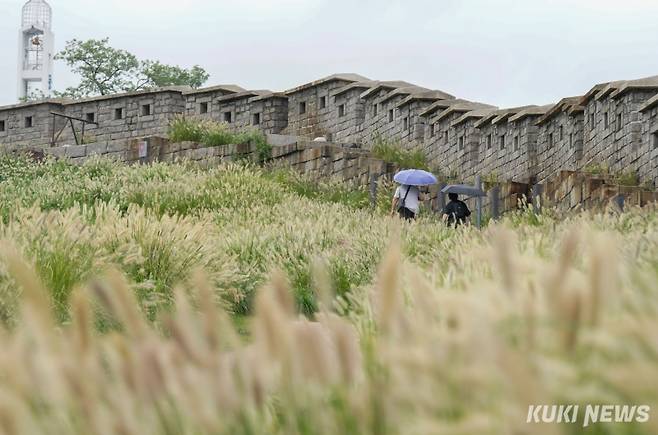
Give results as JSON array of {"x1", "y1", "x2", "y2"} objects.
[{"x1": 394, "y1": 169, "x2": 438, "y2": 186}]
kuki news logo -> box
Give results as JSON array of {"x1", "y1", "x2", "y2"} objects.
[{"x1": 527, "y1": 405, "x2": 650, "y2": 428}]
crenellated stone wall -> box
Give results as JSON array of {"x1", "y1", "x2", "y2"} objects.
[
  {"x1": 536, "y1": 99, "x2": 585, "y2": 183},
  {"x1": 2, "y1": 73, "x2": 658, "y2": 189},
  {"x1": 421, "y1": 101, "x2": 495, "y2": 175},
  {"x1": 332, "y1": 83, "x2": 371, "y2": 144},
  {"x1": 394, "y1": 91, "x2": 454, "y2": 148},
  {"x1": 62, "y1": 88, "x2": 187, "y2": 146},
  {"x1": 476, "y1": 112, "x2": 514, "y2": 181},
  {"x1": 420, "y1": 100, "x2": 459, "y2": 166},
  {"x1": 501, "y1": 112, "x2": 544, "y2": 183},
  {"x1": 365, "y1": 88, "x2": 415, "y2": 147},
  {"x1": 449, "y1": 114, "x2": 485, "y2": 180},
  {"x1": 0, "y1": 100, "x2": 66, "y2": 148},
  {"x1": 639, "y1": 97, "x2": 658, "y2": 186},
  {"x1": 248, "y1": 94, "x2": 289, "y2": 135},
  {"x1": 359, "y1": 85, "x2": 405, "y2": 147},
  {"x1": 183, "y1": 85, "x2": 246, "y2": 120},
  {"x1": 581, "y1": 86, "x2": 656, "y2": 178},
  {"x1": 283, "y1": 74, "x2": 368, "y2": 140},
  {"x1": 215, "y1": 91, "x2": 262, "y2": 132},
  {"x1": 433, "y1": 107, "x2": 471, "y2": 176}
]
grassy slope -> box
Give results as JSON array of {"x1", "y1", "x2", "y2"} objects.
[
  {"x1": 0, "y1": 157, "x2": 442, "y2": 323},
  {"x1": 0, "y1": 156, "x2": 657, "y2": 434}
]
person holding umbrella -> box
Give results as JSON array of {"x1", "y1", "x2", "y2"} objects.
[
  {"x1": 391, "y1": 184, "x2": 420, "y2": 220},
  {"x1": 440, "y1": 184, "x2": 486, "y2": 227},
  {"x1": 442, "y1": 193, "x2": 471, "y2": 226},
  {"x1": 390, "y1": 169, "x2": 438, "y2": 221}
]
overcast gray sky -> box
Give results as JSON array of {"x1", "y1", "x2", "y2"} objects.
[{"x1": 2, "y1": 0, "x2": 658, "y2": 107}]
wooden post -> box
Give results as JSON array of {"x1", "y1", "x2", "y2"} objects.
[
  {"x1": 532, "y1": 184, "x2": 544, "y2": 214},
  {"x1": 70, "y1": 119, "x2": 79, "y2": 145},
  {"x1": 490, "y1": 185, "x2": 500, "y2": 220},
  {"x1": 51, "y1": 113, "x2": 55, "y2": 147},
  {"x1": 475, "y1": 175, "x2": 483, "y2": 229},
  {"x1": 436, "y1": 183, "x2": 447, "y2": 214},
  {"x1": 369, "y1": 173, "x2": 378, "y2": 209},
  {"x1": 614, "y1": 194, "x2": 625, "y2": 213}
]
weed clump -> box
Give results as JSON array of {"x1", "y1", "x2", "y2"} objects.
[
  {"x1": 370, "y1": 135, "x2": 429, "y2": 170},
  {"x1": 168, "y1": 116, "x2": 272, "y2": 162}
]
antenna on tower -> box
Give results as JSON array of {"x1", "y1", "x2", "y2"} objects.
[{"x1": 17, "y1": 0, "x2": 54, "y2": 101}]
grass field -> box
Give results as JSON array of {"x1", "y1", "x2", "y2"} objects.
[{"x1": 0, "y1": 156, "x2": 657, "y2": 434}]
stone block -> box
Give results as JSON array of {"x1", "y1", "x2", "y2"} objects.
[
  {"x1": 65, "y1": 145, "x2": 87, "y2": 158},
  {"x1": 106, "y1": 141, "x2": 126, "y2": 153},
  {"x1": 86, "y1": 142, "x2": 108, "y2": 156},
  {"x1": 45, "y1": 147, "x2": 66, "y2": 159}
]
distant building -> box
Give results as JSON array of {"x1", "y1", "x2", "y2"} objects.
[{"x1": 17, "y1": 0, "x2": 54, "y2": 100}]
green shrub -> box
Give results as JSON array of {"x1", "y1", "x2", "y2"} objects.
[
  {"x1": 370, "y1": 136, "x2": 429, "y2": 170},
  {"x1": 167, "y1": 117, "x2": 271, "y2": 161},
  {"x1": 584, "y1": 163, "x2": 640, "y2": 187},
  {"x1": 583, "y1": 162, "x2": 610, "y2": 177},
  {"x1": 168, "y1": 116, "x2": 206, "y2": 143},
  {"x1": 203, "y1": 123, "x2": 235, "y2": 147},
  {"x1": 237, "y1": 129, "x2": 272, "y2": 161},
  {"x1": 614, "y1": 169, "x2": 640, "y2": 187},
  {"x1": 482, "y1": 172, "x2": 499, "y2": 189}
]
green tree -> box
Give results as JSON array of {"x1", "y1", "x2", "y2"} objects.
[
  {"x1": 55, "y1": 38, "x2": 209, "y2": 98},
  {"x1": 137, "y1": 61, "x2": 209, "y2": 89},
  {"x1": 55, "y1": 38, "x2": 139, "y2": 98}
]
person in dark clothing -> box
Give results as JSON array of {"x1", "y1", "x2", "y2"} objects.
[{"x1": 442, "y1": 193, "x2": 471, "y2": 226}]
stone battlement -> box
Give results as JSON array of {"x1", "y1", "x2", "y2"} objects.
[{"x1": 1, "y1": 73, "x2": 658, "y2": 188}]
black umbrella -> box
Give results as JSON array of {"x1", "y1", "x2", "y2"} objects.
[{"x1": 441, "y1": 184, "x2": 486, "y2": 198}]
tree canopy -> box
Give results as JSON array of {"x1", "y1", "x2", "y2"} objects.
[
  {"x1": 138, "y1": 61, "x2": 209, "y2": 90},
  {"x1": 54, "y1": 38, "x2": 209, "y2": 98}
]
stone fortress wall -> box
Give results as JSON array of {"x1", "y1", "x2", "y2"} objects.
[{"x1": 2, "y1": 73, "x2": 658, "y2": 187}]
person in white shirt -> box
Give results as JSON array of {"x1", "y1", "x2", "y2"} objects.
[{"x1": 390, "y1": 184, "x2": 420, "y2": 220}]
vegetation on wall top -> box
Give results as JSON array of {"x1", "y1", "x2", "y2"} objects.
[
  {"x1": 370, "y1": 135, "x2": 429, "y2": 171},
  {"x1": 168, "y1": 116, "x2": 272, "y2": 161},
  {"x1": 583, "y1": 162, "x2": 641, "y2": 187}
]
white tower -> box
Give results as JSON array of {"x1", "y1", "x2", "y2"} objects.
[{"x1": 17, "y1": 0, "x2": 54, "y2": 100}]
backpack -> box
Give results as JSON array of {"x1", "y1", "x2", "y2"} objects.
[
  {"x1": 446, "y1": 200, "x2": 471, "y2": 225},
  {"x1": 398, "y1": 186, "x2": 413, "y2": 212},
  {"x1": 453, "y1": 201, "x2": 471, "y2": 220}
]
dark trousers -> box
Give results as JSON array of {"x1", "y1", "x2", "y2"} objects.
[{"x1": 398, "y1": 207, "x2": 416, "y2": 221}]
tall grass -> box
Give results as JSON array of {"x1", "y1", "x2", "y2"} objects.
[
  {"x1": 0, "y1": 157, "x2": 442, "y2": 321},
  {"x1": 370, "y1": 136, "x2": 429, "y2": 170},
  {"x1": 0, "y1": 156, "x2": 657, "y2": 434},
  {"x1": 264, "y1": 168, "x2": 372, "y2": 210},
  {"x1": 0, "y1": 211, "x2": 657, "y2": 434},
  {"x1": 168, "y1": 116, "x2": 272, "y2": 161}
]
